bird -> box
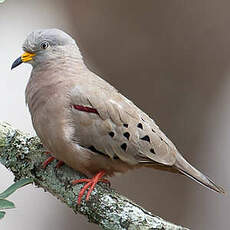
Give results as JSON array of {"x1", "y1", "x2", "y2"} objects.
[{"x1": 11, "y1": 29, "x2": 224, "y2": 204}]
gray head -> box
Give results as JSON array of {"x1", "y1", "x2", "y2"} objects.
[{"x1": 11, "y1": 28, "x2": 79, "y2": 69}]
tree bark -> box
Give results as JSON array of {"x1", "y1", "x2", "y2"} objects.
[{"x1": 0, "y1": 122, "x2": 189, "y2": 230}]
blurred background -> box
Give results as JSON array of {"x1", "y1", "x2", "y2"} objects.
[{"x1": 0, "y1": 0, "x2": 229, "y2": 229}]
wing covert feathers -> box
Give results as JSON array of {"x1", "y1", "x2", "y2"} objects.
[{"x1": 71, "y1": 83, "x2": 178, "y2": 166}]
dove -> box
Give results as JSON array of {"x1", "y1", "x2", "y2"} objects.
[{"x1": 11, "y1": 29, "x2": 224, "y2": 204}]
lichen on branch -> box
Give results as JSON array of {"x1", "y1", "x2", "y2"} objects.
[{"x1": 0, "y1": 122, "x2": 189, "y2": 230}]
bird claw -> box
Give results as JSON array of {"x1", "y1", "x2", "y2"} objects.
[{"x1": 72, "y1": 171, "x2": 110, "y2": 205}]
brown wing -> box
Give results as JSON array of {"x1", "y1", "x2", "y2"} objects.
[{"x1": 70, "y1": 82, "x2": 177, "y2": 166}]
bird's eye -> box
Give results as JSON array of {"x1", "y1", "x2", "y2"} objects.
[{"x1": 40, "y1": 41, "x2": 50, "y2": 50}]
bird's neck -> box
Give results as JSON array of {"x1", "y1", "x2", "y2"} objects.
[{"x1": 25, "y1": 48, "x2": 86, "y2": 117}]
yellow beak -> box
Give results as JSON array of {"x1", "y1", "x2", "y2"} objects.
[
  {"x1": 21, "y1": 52, "x2": 36, "y2": 62},
  {"x1": 11, "y1": 52, "x2": 36, "y2": 70}
]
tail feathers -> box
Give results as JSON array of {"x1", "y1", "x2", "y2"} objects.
[{"x1": 174, "y1": 154, "x2": 225, "y2": 194}]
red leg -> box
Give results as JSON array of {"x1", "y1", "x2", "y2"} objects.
[
  {"x1": 44, "y1": 151, "x2": 51, "y2": 155},
  {"x1": 42, "y1": 156, "x2": 55, "y2": 169},
  {"x1": 72, "y1": 171, "x2": 109, "y2": 205},
  {"x1": 42, "y1": 151, "x2": 64, "y2": 169},
  {"x1": 56, "y1": 160, "x2": 64, "y2": 168}
]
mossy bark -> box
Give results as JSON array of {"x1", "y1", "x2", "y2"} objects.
[{"x1": 0, "y1": 122, "x2": 189, "y2": 230}]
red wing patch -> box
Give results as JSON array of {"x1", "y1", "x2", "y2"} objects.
[{"x1": 73, "y1": 104, "x2": 99, "y2": 115}]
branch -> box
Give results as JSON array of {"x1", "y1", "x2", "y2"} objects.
[{"x1": 0, "y1": 122, "x2": 189, "y2": 230}]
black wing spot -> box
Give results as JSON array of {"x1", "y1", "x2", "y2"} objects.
[
  {"x1": 140, "y1": 135, "x2": 150, "y2": 143},
  {"x1": 88, "y1": 146, "x2": 108, "y2": 157},
  {"x1": 120, "y1": 143, "x2": 127, "y2": 151},
  {"x1": 141, "y1": 118, "x2": 145, "y2": 122},
  {"x1": 123, "y1": 123, "x2": 129, "y2": 128},
  {"x1": 109, "y1": 131, "x2": 115, "y2": 138},
  {"x1": 152, "y1": 129, "x2": 156, "y2": 133},
  {"x1": 113, "y1": 155, "x2": 119, "y2": 160},
  {"x1": 137, "y1": 123, "x2": 143, "y2": 129},
  {"x1": 160, "y1": 136, "x2": 163, "y2": 141},
  {"x1": 123, "y1": 132, "x2": 130, "y2": 140},
  {"x1": 150, "y1": 148, "x2": 156, "y2": 154}
]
